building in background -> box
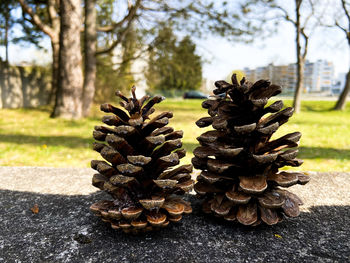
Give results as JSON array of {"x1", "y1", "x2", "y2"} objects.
[
  {"x1": 242, "y1": 60, "x2": 335, "y2": 94},
  {"x1": 305, "y1": 60, "x2": 334, "y2": 93}
]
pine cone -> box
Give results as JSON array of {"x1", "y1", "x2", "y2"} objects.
[
  {"x1": 192, "y1": 74, "x2": 310, "y2": 226},
  {"x1": 90, "y1": 86, "x2": 193, "y2": 233}
]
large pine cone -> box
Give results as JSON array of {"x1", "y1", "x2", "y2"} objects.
[
  {"x1": 90, "y1": 87, "x2": 193, "y2": 233},
  {"x1": 192, "y1": 74, "x2": 310, "y2": 226}
]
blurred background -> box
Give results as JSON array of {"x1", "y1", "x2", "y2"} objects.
[{"x1": 0, "y1": 0, "x2": 349, "y2": 171}]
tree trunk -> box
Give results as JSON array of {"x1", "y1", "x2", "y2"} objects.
[
  {"x1": 47, "y1": 38, "x2": 59, "y2": 104},
  {"x1": 3, "y1": 7, "x2": 10, "y2": 108},
  {"x1": 334, "y1": 70, "x2": 350, "y2": 110},
  {"x1": 5, "y1": 6, "x2": 9, "y2": 65},
  {"x1": 51, "y1": 0, "x2": 83, "y2": 119},
  {"x1": 293, "y1": 0, "x2": 303, "y2": 114},
  {"x1": 47, "y1": 0, "x2": 60, "y2": 105},
  {"x1": 293, "y1": 57, "x2": 304, "y2": 113},
  {"x1": 82, "y1": 0, "x2": 97, "y2": 117}
]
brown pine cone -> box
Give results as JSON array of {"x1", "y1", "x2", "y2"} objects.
[
  {"x1": 193, "y1": 74, "x2": 310, "y2": 226},
  {"x1": 90, "y1": 86, "x2": 193, "y2": 233}
]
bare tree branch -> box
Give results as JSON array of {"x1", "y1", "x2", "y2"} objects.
[
  {"x1": 47, "y1": 0, "x2": 59, "y2": 40},
  {"x1": 302, "y1": 0, "x2": 315, "y2": 29},
  {"x1": 300, "y1": 27, "x2": 309, "y2": 59},
  {"x1": 275, "y1": 5, "x2": 296, "y2": 24},
  {"x1": 96, "y1": 27, "x2": 130, "y2": 55},
  {"x1": 97, "y1": 0, "x2": 142, "y2": 33},
  {"x1": 96, "y1": 0, "x2": 143, "y2": 55},
  {"x1": 341, "y1": 0, "x2": 350, "y2": 22},
  {"x1": 18, "y1": 0, "x2": 56, "y2": 39},
  {"x1": 47, "y1": 0, "x2": 58, "y2": 25},
  {"x1": 335, "y1": 20, "x2": 348, "y2": 36},
  {"x1": 112, "y1": 46, "x2": 150, "y2": 67}
]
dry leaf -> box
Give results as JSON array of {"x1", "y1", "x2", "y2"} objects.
[{"x1": 31, "y1": 204, "x2": 39, "y2": 214}]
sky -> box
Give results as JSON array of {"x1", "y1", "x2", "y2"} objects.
[
  {"x1": 1, "y1": 4, "x2": 349, "y2": 82},
  {"x1": 196, "y1": 22, "x2": 349, "y2": 81}
]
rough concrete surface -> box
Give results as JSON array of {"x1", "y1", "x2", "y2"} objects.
[{"x1": 0, "y1": 167, "x2": 349, "y2": 263}]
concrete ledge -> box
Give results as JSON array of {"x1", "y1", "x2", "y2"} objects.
[{"x1": 0, "y1": 167, "x2": 349, "y2": 262}]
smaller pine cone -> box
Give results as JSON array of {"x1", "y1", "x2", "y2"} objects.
[
  {"x1": 192, "y1": 74, "x2": 310, "y2": 226},
  {"x1": 90, "y1": 86, "x2": 193, "y2": 234}
]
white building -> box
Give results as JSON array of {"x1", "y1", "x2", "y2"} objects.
[
  {"x1": 305, "y1": 60, "x2": 334, "y2": 93},
  {"x1": 242, "y1": 60, "x2": 335, "y2": 94}
]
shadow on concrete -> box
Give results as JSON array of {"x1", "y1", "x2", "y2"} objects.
[{"x1": 1, "y1": 189, "x2": 349, "y2": 262}]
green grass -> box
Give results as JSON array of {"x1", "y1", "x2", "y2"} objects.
[{"x1": 0, "y1": 99, "x2": 349, "y2": 172}]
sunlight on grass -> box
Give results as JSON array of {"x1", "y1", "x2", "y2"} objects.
[{"x1": 0, "y1": 99, "x2": 349, "y2": 172}]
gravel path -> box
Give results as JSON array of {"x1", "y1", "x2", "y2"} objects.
[{"x1": 0, "y1": 167, "x2": 349, "y2": 262}]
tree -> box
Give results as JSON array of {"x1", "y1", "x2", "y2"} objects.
[
  {"x1": 16, "y1": 0, "x2": 141, "y2": 118},
  {"x1": 332, "y1": 0, "x2": 350, "y2": 110},
  {"x1": 51, "y1": 0, "x2": 83, "y2": 118},
  {"x1": 112, "y1": 23, "x2": 137, "y2": 94},
  {"x1": 95, "y1": 23, "x2": 138, "y2": 103},
  {"x1": 242, "y1": 0, "x2": 321, "y2": 113},
  {"x1": 0, "y1": 0, "x2": 17, "y2": 64},
  {"x1": 82, "y1": 0, "x2": 97, "y2": 116},
  {"x1": 292, "y1": 0, "x2": 310, "y2": 114},
  {"x1": 173, "y1": 36, "x2": 202, "y2": 91},
  {"x1": 17, "y1": 0, "x2": 60, "y2": 104},
  {"x1": 147, "y1": 25, "x2": 177, "y2": 92},
  {"x1": 146, "y1": 25, "x2": 202, "y2": 94},
  {"x1": 18, "y1": 0, "x2": 87, "y2": 118},
  {"x1": 0, "y1": 0, "x2": 17, "y2": 108},
  {"x1": 94, "y1": 0, "x2": 258, "y2": 101},
  {"x1": 17, "y1": 0, "x2": 261, "y2": 118}
]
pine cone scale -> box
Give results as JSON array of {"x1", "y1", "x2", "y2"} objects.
[
  {"x1": 259, "y1": 206, "x2": 279, "y2": 225},
  {"x1": 237, "y1": 203, "x2": 258, "y2": 226},
  {"x1": 225, "y1": 189, "x2": 251, "y2": 204}
]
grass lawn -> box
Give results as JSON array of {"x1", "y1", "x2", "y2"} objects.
[{"x1": 0, "y1": 99, "x2": 349, "y2": 172}]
